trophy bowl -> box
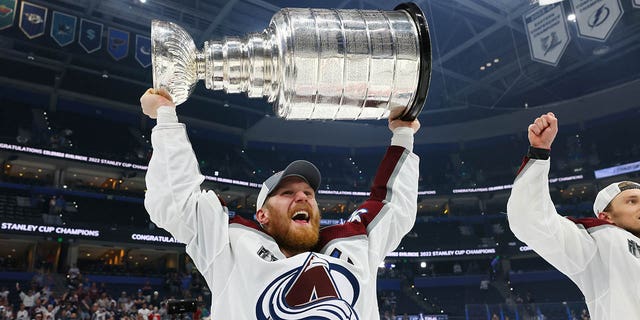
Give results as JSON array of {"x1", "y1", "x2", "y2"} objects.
[
  {"x1": 151, "y1": 20, "x2": 201, "y2": 106},
  {"x1": 151, "y1": 2, "x2": 431, "y2": 121}
]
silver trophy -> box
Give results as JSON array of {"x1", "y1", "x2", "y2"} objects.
[{"x1": 151, "y1": 3, "x2": 431, "y2": 121}]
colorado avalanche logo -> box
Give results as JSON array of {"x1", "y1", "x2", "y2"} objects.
[
  {"x1": 256, "y1": 253, "x2": 360, "y2": 319},
  {"x1": 348, "y1": 208, "x2": 368, "y2": 223}
]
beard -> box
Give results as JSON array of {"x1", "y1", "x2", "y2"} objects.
[{"x1": 269, "y1": 204, "x2": 321, "y2": 253}]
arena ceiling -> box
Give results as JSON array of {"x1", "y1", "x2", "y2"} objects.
[{"x1": 0, "y1": 0, "x2": 639, "y2": 143}]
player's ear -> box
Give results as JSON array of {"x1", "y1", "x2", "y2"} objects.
[
  {"x1": 597, "y1": 211, "x2": 613, "y2": 222},
  {"x1": 256, "y1": 208, "x2": 269, "y2": 226}
]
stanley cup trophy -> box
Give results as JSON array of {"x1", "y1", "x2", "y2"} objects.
[{"x1": 151, "y1": 3, "x2": 431, "y2": 121}]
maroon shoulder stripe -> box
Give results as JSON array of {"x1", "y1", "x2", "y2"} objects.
[
  {"x1": 350, "y1": 146, "x2": 406, "y2": 229},
  {"x1": 516, "y1": 156, "x2": 530, "y2": 176},
  {"x1": 316, "y1": 222, "x2": 367, "y2": 251},
  {"x1": 370, "y1": 146, "x2": 405, "y2": 202},
  {"x1": 566, "y1": 217, "x2": 614, "y2": 228},
  {"x1": 315, "y1": 146, "x2": 406, "y2": 248},
  {"x1": 229, "y1": 215, "x2": 265, "y2": 233}
]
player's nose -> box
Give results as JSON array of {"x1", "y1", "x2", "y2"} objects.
[{"x1": 293, "y1": 190, "x2": 308, "y2": 202}]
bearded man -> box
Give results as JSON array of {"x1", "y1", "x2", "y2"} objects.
[{"x1": 141, "y1": 88, "x2": 420, "y2": 320}]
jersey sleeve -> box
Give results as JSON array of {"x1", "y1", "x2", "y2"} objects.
[
  {"x1": 350, "y1": 146, "x2": 419, "y2": 267},
  {"x1": 507, "y1": 157, "x2": 597, "y2": 276},
  {"x1": 144, "y1": 122, "x2": 230, "y2": 274}
]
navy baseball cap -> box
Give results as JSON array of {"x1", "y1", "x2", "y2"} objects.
[{"x1": 256, "y1": 160, "x2": 321, "y2": 211}]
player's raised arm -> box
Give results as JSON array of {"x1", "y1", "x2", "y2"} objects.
[
  {"x1": 140, "y1": 89, "x2": 231, "y2": 273},
  {"x1": 507, "y1": 112, "x2": 596, "y2": 275},
  {"x1": 352, "y1": 108, "x2": 421, "y2": 267}
]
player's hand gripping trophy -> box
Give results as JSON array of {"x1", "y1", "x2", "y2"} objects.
[{"x1": 151, "y1": 2, "x2": 431, "y2": 121}]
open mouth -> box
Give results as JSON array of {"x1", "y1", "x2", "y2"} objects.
[{"x1": 291, "y1": 211, "x2": 310, "y2": 224}]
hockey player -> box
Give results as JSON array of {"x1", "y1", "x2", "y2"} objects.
[
  {"x1": 507, "y1": 112, "x2": 640, "y2": 319},
  {"x1": 140, "y1": 88, "x2": 420, "y2": 319}
]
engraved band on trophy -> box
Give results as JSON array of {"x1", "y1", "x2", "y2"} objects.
[{"x1": 151, "y1": 2, "x2": 431, "y2": 121}]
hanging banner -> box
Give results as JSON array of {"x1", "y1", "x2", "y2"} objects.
[
  {"x1": 0, "y1": 0, "x2": 17, "y2": 30},
  {"x1": 19, "y1": 1, "x2": 47, "y2": 39},
  {"x1": 50, "y1": 11, "x2": 76, "y2": 47},
  {"x1": 79, "y1": 18, "x2": 103, "y2": 53},
  {"x1": 107, "y1": 27, "x2": 129, "y2": 60},
  {"x1": 523, "y1": 3, "x2": 570, "y2": 67},
  {"x1": 570, "y1": 0, "x2": 623, "y2": 41},
  {"x1": 633, "y1": 0, "x2": 639, "y2": 9},
  {"x1": 135, "y1": 34, "x2": 151, "y2": 67}
]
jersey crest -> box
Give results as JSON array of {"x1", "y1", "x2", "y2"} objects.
[
  {"x1": 347, "y1": 208, "x2": 367, "y2": 223},
  {"x1": 256, "y1": 253, "x2": 360, "y2": 319}
]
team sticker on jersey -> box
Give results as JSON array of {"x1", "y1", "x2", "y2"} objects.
[
  {"x1": 256, "y1": 253, "x2": 360, "y2": 319},
  {"x1": 628, "y1": 239, "x2": 640, "y2": 258}
]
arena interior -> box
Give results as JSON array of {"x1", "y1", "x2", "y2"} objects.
[{"x1": 1, "y1": 0, "x2": 639, "y2": 319}]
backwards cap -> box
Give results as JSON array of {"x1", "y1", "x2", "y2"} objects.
[{"x1": 593, "y1": 181, "x2": 640, "y2": 215}]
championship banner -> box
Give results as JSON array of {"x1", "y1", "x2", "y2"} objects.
[
  {"x1": 570, "y1": 0, "x2": 623, "y2": 41},
  {"x1": 50, "y1": 11, "x2": 76, "y2": 47},
  {"x1": 19, "y1": 1, "x2": 47, "y2": 39},
  {"x1": 523, "y1": 3, "x2": 570, "y2": 67},
  {"x1": 135, "y1": 34, "x2": 151, "y2": 67},
  {"x1": 107, "y1": 27, "x2": 129, "y2": 60},
  {"x1": 79, "y1": 18, "x2": 102, "y2": 53},
  {"x1": 0, "y1": 220, "x2": 183, "y2": 246},
  {"x1": 0, "y1": 0, "x2": 17, "y2": 30}
]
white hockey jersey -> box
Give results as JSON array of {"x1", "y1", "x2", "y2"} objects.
[
  {"x1": 507, "y1": 158, "x2": 640, "y2": 320},
  {"x1": 144, "y1": 116, "x2": 419, "y2": 319}
]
